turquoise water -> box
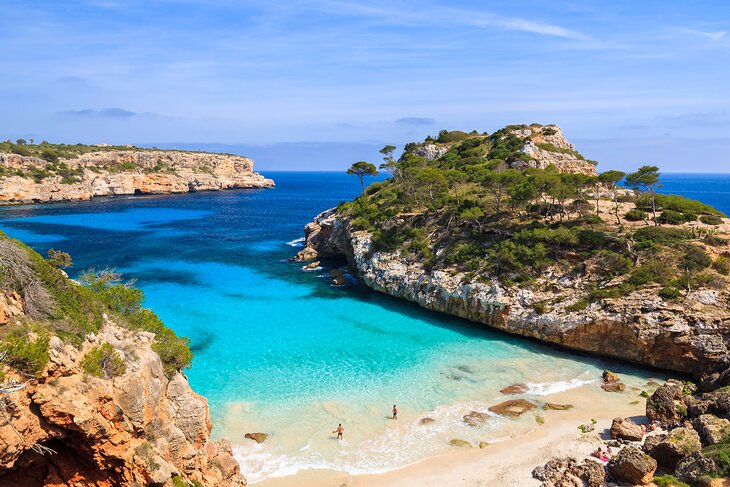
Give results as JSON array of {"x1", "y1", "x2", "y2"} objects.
[{"x1": 1, "y1": 172, "x2": 715, "y2": 480}]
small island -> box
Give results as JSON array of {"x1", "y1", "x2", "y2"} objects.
[{"x1": 0, "y1": 140, "x2": 274, "y2": 204}]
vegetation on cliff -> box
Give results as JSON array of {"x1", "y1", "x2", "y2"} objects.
[
  {"x1": 337, "y1": 124, "x2": 728, "y2": 303},
  {"x1": 0, "y1": 233, "x2": 193, "y2": 380}
]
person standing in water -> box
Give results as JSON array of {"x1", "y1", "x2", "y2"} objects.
[
  {"x1": 392, "y1": 404, "x2": 398, "y2": 420},
  {"x1": 334, "y1": 423, "x2": 344, "y2": 440}
]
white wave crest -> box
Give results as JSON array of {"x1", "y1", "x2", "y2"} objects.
[
  {"x1": 525, "y1": 378, "x2": 596, "y2": 395},
  {"x1": 287, "y1": 237, "x2": 305, "y2": 247}
]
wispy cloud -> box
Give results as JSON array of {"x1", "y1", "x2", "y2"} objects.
[
  {"x1": 678, "y1": 27, "x2": 727, "y2": 41},
  {"x1": 312, "y1": 0, "x2": 588, "y2": 40}
]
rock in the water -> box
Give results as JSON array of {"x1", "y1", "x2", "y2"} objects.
[
  {"x1": 603, "y1": 370, "x2": 621, "y2": 383},
  {"x1": 674, "y1": 451, "x2": 718, "y2": 484},
  {"x1": 479, "y1": 441, "x2": 489, "y2": 449},
  {"x1": 244, "y1": 433, "x2": 267, "y2": 444},
  {"x1": 607, "y1": 446, "x2": 657, "y2": 485},
  {"x1": 449, "y1": 439, "x2": 471, "y2": 447},
  {"x1": 294, "y1": 246, "x2": 319, "y2": 261},
  {"x1": 303, "y1": 261, "x2": 320, "y2": 270},
  {"x1": 500, "y1": 383, "x2": 529, "y2": 395},
  {"x1": 463, "y1": 411, "x2": 489, "y2": 427},
  {"x1": 489, "y1": 399, "x2": 536, "y2": 418},
  {"x1": 693, "y1": 414, "x2": 730, "y2": 445},
  {"x1": 601, "y1": 382, "x2": 626, "y2": 393},
  {"x1": 544, "y1": 403, "x2": 573, "y2": 411},
  {"x1": 420, "y1": 417, "x2": 435, "y2": 424},
  {"x1": 645, "y1": 426, "x2": 701, "y2": 470},
  {"x1": 646, "y1": 380, "x2": 686, "y2": 426},
  {"x1": 330, "y1": 269, "x2": 347, "y2": 285},
  {"x1": 610, "y1": 417, "x2": 644, "y2": 442}
]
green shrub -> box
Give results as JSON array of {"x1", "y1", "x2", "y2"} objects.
[
  {"x1": 652, "y1": 475, "x2": 690, "y2": 487},
  {"x1": 436, "y1": 130, "x2": 471, "y2": 143},
  {"x1": 701, "y1": 214, "x2": 723, "y2": 225},
  {"x1": 703, "y1": 435, "x2": 730, "y2": 477},
  {"x1": 629, "y1": 261, "x2": 675, "y2": 286},
  {"x1": 633, "y1": 226, "x2": 692, "y2": 246},
  {"x1": 82, "y1": 342, "x2": 126, "y2": 379},
  {"x1": 0, "y1": 334, "x2": 50, "y2": 375},
  {"x1": 659, "y1": 286, "x2": 681, "y2": 300},
  {"x1": 713, "y1": 256, "x2": 730, "y2": 275},
  {"x1": 533, "y1": 302, "x2": 547, "y2": 315},
  {"x1": 595, "y1": 250, "x2": 633, "y2": 278},
  {"x1": 565, "y1": 299, "x2": 589, "y2": 312},
  {"x1": 658, "y1": 210, "x2": 686, "y2": 225},
  {"x1": 581, "y1": 214, "x2": 603, "y2": 225},
  {"x1": 682, "y1": 246, "x2": 712, "y2": 272},
  {"x1": 172, "y1": 476, "x2": 188, "y2": 487},
  {"x1": 625, "y1": 209, "x2": 647, "y2": 221}
]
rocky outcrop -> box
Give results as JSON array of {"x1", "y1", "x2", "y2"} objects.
[
  {"x1": 606, "y1": 446, "x2": 657, "y2": 485},
  {"x1": 532, "y1": 457, "x2": 604, "y2": 487},
  {"x1": 0, "y1": 150, "x2": 274, "y2": 204},
  {"x1": 295, "y1": 211, "x2": 730, "y2": 379},
  {"x1": 0, "y1": 322, "x2": 245, "y2": 486},
  {"x1": 610, "y1": 417, "x2": 644, "y2": 442}
]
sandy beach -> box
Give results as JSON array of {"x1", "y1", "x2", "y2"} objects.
[{"x1": 255, "y1": 383, "x2": 651, "y2": 487}]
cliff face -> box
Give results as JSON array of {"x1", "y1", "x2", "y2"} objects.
[
  {"x1": 297, "y1": 210, "x2": 730, "y2": 379},
  {"x1": 0, "y1": 318, "x2": 244, "y2": 487},
  {"x1": 0, "y1": 150, "x2": 274, "y2": 204}
]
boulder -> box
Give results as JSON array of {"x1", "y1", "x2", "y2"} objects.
[
  {"x1": 330, "y1": 269, "x2": 347, "y2": 285},
  {"x1": 646, "y1": 380, "x2": 686, "y2": 426},
  {"x1": 674, "y1": 451, "x2": 718, "y2": 484},
  {"x1": 693, "y1": 414, "x2": 730, "y2": 445},
  {"x1": 479, "y1": 441, "x2": 489, "y2": 449},
  {"x1": 642, "y1": 434, "x2": 666, "y2": 456},
  {"x1": 610, "y1": 417, "x2": 644, "y2": 442},
  {"x1": 645, "y1": 426, "x2": 701, "y2": 470},
  {"x1": 601, "y1": 382, "x2": 626, "y2": 393},
  {"x1": 449, "y1": 439, "x2": 471, "y2": 447},
  {"x1": 489, "y1": 399, "x2": 536, "y2": 418},
  {"x1": 500, "y1": 383, "x2": 529, "y2": 395},
  {"x1": 607, "y1": 446, "x2": 657, "y2": 485},
  {"x1": 244, "y1": 433, "x2": 267, "y2": 444},
  {"x1": 603, "y1": 370, "x2": 621, "y2": 383},
  {"x1": 462, "y1": 411, "x2": 489, "y2": 427},
  {"x1": 420, "y1": 417, "x2": 435, "y2": 424},
  {"x1": 544, "y1": 403, "x2": 574, "y2": 411},
  {"x1": 294, "y1": 246, "x2": 318, "y2": 261},
  {"x1": 532, "y1": 457, "x2": 604, "y2": 487},
  {"x1": 576, "y1": 460, "x2": 605, "y2": 487},
  {"x1": 303, "y1": 261, "x2": 320, "y2": 270}
]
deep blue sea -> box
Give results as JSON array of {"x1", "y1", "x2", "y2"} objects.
[{"x1": 0, "y1": 172, "x2": 724, "y2": 480}]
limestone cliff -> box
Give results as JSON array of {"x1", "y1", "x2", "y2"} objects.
[
  {"x1": 0, "y1": 150, "x2": 274, "y2": 204},
  {"x1": 297, "y1": 209, "x2": 730, "y2": 380},
  {"x1": 0, "y1": 318, "x2": 244, "y2": 487}
]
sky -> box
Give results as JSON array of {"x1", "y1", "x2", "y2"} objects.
[{"x1": 2, "y1": 1, "x2": 729, "y2": 171}]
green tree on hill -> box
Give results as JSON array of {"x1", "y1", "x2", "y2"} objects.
[
  {"x1": 626, "y1": 166, "x2": 661, "y2": 226},
  {"x1": 598, "y1": 170, "x2": 626, "y2": 224},
  {"x1": 347, "y1": 161, "x2": 379, "y2": 194},
  {"x1": 378, "y1": 145, "x2": 397, "y2": 178}
]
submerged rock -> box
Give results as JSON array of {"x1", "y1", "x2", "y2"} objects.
[
  {"x1": 544, "y1": 403, "x2": 573, "y2": 411},
  {"x1": 449, "y1": 439, "x2": 471, "y2": 447},
  {"x1": 462, "y1": 411, "x2": 489, "y2": 427},
  {"x1": 244, "y1": 433, "x2": 268, "y2": 444},
  {"x1": 489, "y1": 399, "x2": 536, "y2": 418},
  {"x1": 303, "y1": 260, "x2": 320, "y2": 270},
  {"x1": 607, "y1": 446, "x2": 657, "y2": 485},
  {"x1": 420, "y1": 417, "x2": 435, "y2": 424},
  {"x1": 601, "y1": 382, "x2": 626, "y2": 393},
  {"x1": 500, "y1": 383, "x2": 529, "y2": 395}
]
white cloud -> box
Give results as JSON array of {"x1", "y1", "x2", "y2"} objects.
[{"x1": 679, "y1": 27, "x2": 727, "y2": 41}]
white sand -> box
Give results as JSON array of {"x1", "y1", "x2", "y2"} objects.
[{"x1": 255, "y1": 385, "x2": 649, "y2": 487}]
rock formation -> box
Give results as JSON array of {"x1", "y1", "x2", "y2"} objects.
[
  {"x1": 295, "y1": 209, "x2": 730, "y2": 378},
  {"x1": 0, "y1": 150, "x2": 274, "y2": 204}
]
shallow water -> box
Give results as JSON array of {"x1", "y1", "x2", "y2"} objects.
[{"x1": 0, "y1": 172, "x2": 721, "y2": 482}]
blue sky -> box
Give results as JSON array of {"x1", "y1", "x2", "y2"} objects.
[{"x1": 2, "y1": 1, "x2": 729, "y2": 171}]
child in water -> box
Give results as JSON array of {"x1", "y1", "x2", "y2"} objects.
[
  {"x1": 334, "y1": 424, "x2": 344, "y2": 440},
  {"x1": 392, "y1": 404, "x2": 398, "y2": 420}
]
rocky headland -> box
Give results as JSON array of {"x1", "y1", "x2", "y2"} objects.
[
  {"x1": 0, "y1": 236, "x2": 245, "y2": 486},
  {"x1": 295, "y1": 124, "x2": 730, "y2": 380},
  {"x1": 0, "y1": 144, "x2": 274, "y2": 204}
]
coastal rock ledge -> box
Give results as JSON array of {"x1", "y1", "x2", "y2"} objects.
[
  {"x1": 0, "y1": 150, "x2": 274, "y2": 204},
  {"x1": 296, "y1": 209, "x2": 730, "y2": 379},
  {"x1": 0, "y1": 321, "x2": 245, "y2": 487}
]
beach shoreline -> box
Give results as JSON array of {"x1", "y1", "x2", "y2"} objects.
[{"x1": 253, "y1": 383, "x2": 649, "y2": 487}]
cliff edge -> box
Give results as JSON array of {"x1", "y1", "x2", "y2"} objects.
[{"x1": 0, "y1": 145, "x2": 274, "y2": 204}]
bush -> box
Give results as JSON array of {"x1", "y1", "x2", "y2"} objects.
[
  {"x1": 659, "y1": 286, "x2": 681, "y2": 300},
  {"x1": 701, "y1": 214, "x2": 723, "y2": 225},
  {"x1": 633, "y1": 226, "x2": 692, "y2": 246},
  {"x1": 658, "y1": 210, "x2": 686, "y2": 225},
  {"x1": 436, "y1": 130, "x2": 471, "y2": 143},
  {"x1": 625, "y1": 209, "x2": 647, "y2": 221},
  {"x1": 82, "y1": 342, "x2": 126, "y2": 379},
  {"x1": 713, "y1": 256, "x2": 730, "y2": 275},
  {"x1": 682, "y1": 246, "x2": 712, "y2": 272},
  {"x1": 629, "y1": 261, "x2": 675, "y2": 286},
  {"x1": 702, "y1": 436, "x2": 730, "y2": 477},
  {"x1": 0, "y1": 334, "x2": 50, "y2": 375},
  {"x1": 565, "y1": 299, "x2": 589, "y2": 312},
  {"x1": 595, "y1": 250, "x2": 633, "y2": 278},
  {"x1": 652, "y1": 475, "x2": 690, "y2": 487}
]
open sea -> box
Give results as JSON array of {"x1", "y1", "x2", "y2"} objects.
[{"x1": 0, "y1": 172, "x2": 727, "y2": 481}]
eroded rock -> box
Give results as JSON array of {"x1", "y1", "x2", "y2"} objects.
[
  {"x1": 607, "y1": 446, "x2": 657, "y2": 485},
  {"x1": 610, "y1": 417, "x2": 644, "y2": 442},
  {"x1": 489, "y1": 399, "x2": 536, "y2": 418}
]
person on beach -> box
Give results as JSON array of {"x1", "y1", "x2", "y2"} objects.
[
  {"x1": 334, "y1": 423, "x2": 344, "y2": 440},
  {"x1": 392, "y1": 404, "x2": 398, "y2": 420}
]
